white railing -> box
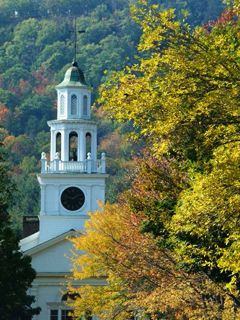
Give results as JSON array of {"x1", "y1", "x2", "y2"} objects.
[{"x1": 41, "y1": 152, "x2": 106, "y2": 174}]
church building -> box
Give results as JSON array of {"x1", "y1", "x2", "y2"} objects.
[{"x1": 20, "y1": 61, "x2": 107, "y2": 319}]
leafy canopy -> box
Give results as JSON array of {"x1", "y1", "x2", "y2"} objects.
[{"x1": 70, "y1": 0, "x2": 240, "y2": 318}]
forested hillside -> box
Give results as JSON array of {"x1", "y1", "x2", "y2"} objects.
[{"x1": 0, "y1": 0, "x2": 224, "y2": 232}]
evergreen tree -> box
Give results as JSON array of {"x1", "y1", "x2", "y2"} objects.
[{"x1": 0, "y1": 141, "x2": 40, "y2": 319}]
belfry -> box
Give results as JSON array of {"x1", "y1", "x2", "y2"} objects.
[{"x1": 20, "y1": 61, "x2": 107, "y2": 319}]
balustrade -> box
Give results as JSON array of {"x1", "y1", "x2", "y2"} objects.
[{"x1": 41, "y1": 152, "x2": 106, "y2": 174}]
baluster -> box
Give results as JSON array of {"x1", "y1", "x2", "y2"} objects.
[
  {"x1": 54, "y1": 152, "x2": 60, "y2": 172},
  {"x1": 101, "y1": 152, "x2": 106, "y2": 173},
  {"x1": 87, "y1": 152, "x2": 92, "y2": 173},
  {"x1": 41, "y1": 152, "x2": 47, "y2": 173}
]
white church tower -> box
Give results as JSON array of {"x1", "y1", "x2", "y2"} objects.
[
  {"x1": 20, "y1": 61, "x2": 107, "y2": 319},
  {"x1": 38, "y1": 61, "x2": 106, "y2": 243}
]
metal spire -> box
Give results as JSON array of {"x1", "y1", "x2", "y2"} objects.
[{"x1": 72, "y1": 16, "x2": 85, "y2": 63}]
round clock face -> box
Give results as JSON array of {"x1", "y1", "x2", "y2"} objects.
[{"x1": 61, "y1": 187, "x2": 85, "y2": 211}]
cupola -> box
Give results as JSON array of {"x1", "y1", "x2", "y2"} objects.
[
  {"x1": 55, "y1": 61, "x2": 91, "y2": 120},
  {"x1": 56, "y1": 61, "x2": 87, "y2": 88}
]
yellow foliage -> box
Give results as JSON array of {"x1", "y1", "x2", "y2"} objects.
[
  {"x1": 69, "y1": 203, "x2": 236, "y2": 319},
  {"x1": 99, "y1": 0, "x2": 240, "y2": 162},
  {"x1": 70, "y1": 1, "x2": 240, "y2": 318}
]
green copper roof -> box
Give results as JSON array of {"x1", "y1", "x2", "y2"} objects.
[{"x1": 56, "y1": 61, "x2": 87, "y2": 88}]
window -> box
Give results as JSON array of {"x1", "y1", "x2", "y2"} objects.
[
  {"x1": 56, "y1": 132, "x2": 61, "y2": 157},
  {"x1": 61, "y1": 309, "x2": 73, "y2": 320},
  {"x1": 86, "y1": 132, "x2": 91, "y2": 157},
  {"x1": 83, "y1": 95, "x2": 88, "y2": 116},
  {"x1": 60, "y1": 95, "x2": 65, "y2": 115},
  {"x1": 71, "y1": 94, "x2": 77, "y2": 115},
  {"x1": 69, "y1": 131, "x2": 78, "y2": 161},
  {"x1": 50, "y1": 310, "x2": 58, "y2": 320},
  {"x1": 50, "y1": 309, "x2": 73, "y2": 320}
]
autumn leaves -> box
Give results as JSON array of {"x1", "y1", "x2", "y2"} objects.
[{"x1": 69, "y1": 1, "x2": 240, "y2": 319}]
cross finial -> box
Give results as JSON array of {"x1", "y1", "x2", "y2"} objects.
[{"x1": 71, "y1": 17, "x2": 85, "y2": 63}]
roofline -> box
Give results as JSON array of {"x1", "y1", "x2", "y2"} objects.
[
  {"x1": 20, "y1": 231, "x2": 40, "y2": 245},
  {"x1": 55, "y1": 84, "x2": 89, "y2": 89},
  {"x1": 24, "y1": 229, "x2": 82, "y2": 256},
  {"x1": 47, "y1": 119, "x2": 96, "y2": 125}
]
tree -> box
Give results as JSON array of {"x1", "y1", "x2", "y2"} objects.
[
  {"x1": 0, "y1": 141, "x2": 40, "y2": 319},
  {"x1": 4, "y1": 134, "x2": 34, "y2": 164},
  {"x1": 69, "y1": 0, "x2": 240, "y2": 318},
  {"x1": 0, "y1": 0, "x2": 226, "y2": 218},
  {"x1": 171, "y1": 142, "x2": 240, "y2": 288},
  {"x1": 0, "y1": 89, "x2": 18, "y2": 111},
  {"x1": 155, "y1": 0, "x2": 225, "y2": 26},
  {"x1": 69, "y1": 198, "x2": 240, "y2": 319},
  {"x1": 99, "y1": 1, "x2": 240, "y2": 163},
  {"x1": 0, "y1": 104, "x2": 9, "y2": 125}
]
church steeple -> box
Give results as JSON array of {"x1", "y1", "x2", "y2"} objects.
[
  {"x1": 40, "y1": 60, "x2": 103, "y2": 166},
  {"x1": 38, "y1": 59, "x2": 107, "y2": 243},
  {"x1": 20, "y1": 56, "x2": 107, "y2": 320}
]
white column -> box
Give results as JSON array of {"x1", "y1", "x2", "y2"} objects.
[
  {"x1": 88, "y1": 93, "x2": 91, "y2": 119},
  {"x1": 77, "y1": 130, "x2": 80, "y2": 161},
  {"x1": 79, "y1": 93, "x2": 82, "y2": 118},
  {"x1": 91, "y1": 130, "x2": 97, "y2": 160},
  {"x1": 67, "y1": 94, "x2": 71, "y2": 119},
  {"x1": 79, "y1": 130, "x2": 86, "y2": 161},
  {"x1": 62, "y1": 130, "x2": 69, "y2": 161},
  {"x1": 56, "y1": 91, "x2": 59, "y2": 119},
  {"x1": 50, "y1": 129, "x2": 55, "y2": 161}
]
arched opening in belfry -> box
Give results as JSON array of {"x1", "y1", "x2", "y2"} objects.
[
  {"x1": 86, "y1": 132, "x2": 91, "y2": 157},
  {"x1": 60, "y1": 94, "x2": 65, "y2": 115},
  {"x1": 83, "y1": 95, "x2": 88, "y2": 116},
  {"x1": 69, "y1": 131, "x2": 78, "y2": 161},
  {"x1": 56, "y1": 132, "x2": 61, "y2": 158},
  {"x1": 71, "y1": 94, "x2": 77, "y2": 115}
]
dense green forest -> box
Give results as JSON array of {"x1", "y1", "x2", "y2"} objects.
[{"x1": 0, "y1": 0, "x2": 224, "y2": 232}]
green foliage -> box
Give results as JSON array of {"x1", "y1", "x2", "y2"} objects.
[
  {"x1": 172, "y1": 142, "x2": 240, "y2": 286},
  {"x1": 156, "y1": 0, "x2": 225, "y2": 25},
  {"x1": 0, "y1": 0, "x2": 235, "y2": 316},
  {"x1": 0, "y1": 89, "x2": 17, "y2": 111},
  {"x1": 126, "y1": 155, "x2": 187, "y2": 239},
  {"x1": 0, "y1": 141, "x2": 40, "y2": 318},
  {"x1": 0, "y1": 0, "x2": 228, "y2": 231},
  {"x1": 10, "y1": 173, "x2": 40, "y2": 231},
  {"x1": 92, "y1": 0, "x2": 240, "y2": 316},
  {"x1": 0, "y1": 228, "x2": 40, "y2": 319}
]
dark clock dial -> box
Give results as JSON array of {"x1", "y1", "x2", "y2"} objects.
[{"x1": 61, "y1": 187, "x2": 85, "y2": 211}]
